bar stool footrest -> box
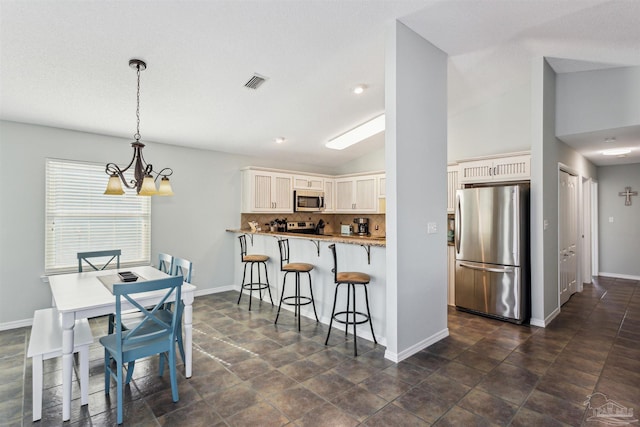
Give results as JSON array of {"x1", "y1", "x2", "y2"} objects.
[
  {"x1": 282, "y1": 295, "x2": 314, "y2": 307},
  {"x1": 332, "y1": 310, "x2": 371, "y2": 326},
  {"x1": 241, "y1": 282, "x2": 270, "y2": 291}
]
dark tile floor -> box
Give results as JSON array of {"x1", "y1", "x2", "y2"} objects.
[{"x1": 1, "y1": 276, "x2": 638, "y2": 426}]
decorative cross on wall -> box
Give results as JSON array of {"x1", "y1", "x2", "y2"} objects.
[{"x1": 618, "y1": 187, "x2": 638, "y2": 206}]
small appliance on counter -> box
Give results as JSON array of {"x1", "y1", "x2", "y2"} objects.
[
  {"x1": 340, "y1": 224, "x2": 353, "y2": 235},
  {"x1": 353, "y1": 217, "x2": 369, "y2": 236}
]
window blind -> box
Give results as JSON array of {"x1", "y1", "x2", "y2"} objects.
[{"x1": 45, "y1": 158, "x2": 151, "y2": 274}]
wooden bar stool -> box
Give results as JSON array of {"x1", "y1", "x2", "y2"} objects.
[
  {"x1": 237, "y1": 234, "x2": 273, "y2": 310},
  {"x1": 325, "y1": 244, "x2": 377, "y2": 356},
  {"x1": 275, "y1": 238, "x2": 319, "y2": 331}
]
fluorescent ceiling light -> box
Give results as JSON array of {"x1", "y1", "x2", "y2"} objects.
[
  {"x1": 326, "y1": 114, "x2": 385, "y2": 150},
  {"x1": 602, "y1": 148, "x2": 632, "y2": 156}
]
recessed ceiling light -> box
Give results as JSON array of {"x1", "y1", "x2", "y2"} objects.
[
  {"x1": 275, "y1": 137, "x2": 286, "y2": 144},
  {"x1": 602, "y1": 148, "x2": 631, "y2": 156},
  {"x1": 353, "y1": 85, "x2": 367, "y2": 95},
  {"x1": 326, "y1": 114, "x2": 385, "y2": 150}
]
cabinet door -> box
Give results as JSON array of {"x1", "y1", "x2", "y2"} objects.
[
  {"x1": 272, "y1": 174, "x2": 293, "y2": 211},
  {"x1": 447, "y1": 166, "x2": 458, "y2": 213},
  {"x1": 458, "y1": 159, "x2": 493, "y2": 184},
  {"x1": 335, "y1": 179, "x2": 354, "y2": 211},
  {"x1": 293, "y1": 175, "x2": 324, "y2": 190},
  {"x1": 246, "y1": 171, "x2": 292, "y2": 212},
  {"x1": 354, "y1": 176, "x2": 377, "y2": 212},
  {"x1": 377, "y1": 174, "x2": 386, "y2": 213},
  {"x1": 324, "y1": 179, "x2": 335, "y2": 212},
  {"x1": 492, "y1": 155, "x2": 530, "y2": 181},
  {"x1": 252, "y1": 172, "x2": 275, "y2": 211},
  {"x1": 377, "y1": 175, "x2": 386, "y2": 198}
]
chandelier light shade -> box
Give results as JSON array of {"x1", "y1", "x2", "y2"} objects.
[{"x1": 104, "y1": 59, "x2": 174, "y2": 196}]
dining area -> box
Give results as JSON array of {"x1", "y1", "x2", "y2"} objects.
[{"x1": 32, "y1": 251, "x2": 196, "y2": 424}]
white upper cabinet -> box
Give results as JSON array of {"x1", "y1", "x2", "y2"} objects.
[
  {"x1": 241, "y1": 169, "x2": 293, "y2": 213},
  {"x1": 447, "y1": 164, "x2": 459, "y2": 213},
  {"x1": 335, "y1": 175, "x2": 378, "y2": 213},
  {"x1": 323, "y1": 179, "x2": 335, "y2": 212},
  {"x1": 377, "y1": 175, "x2": 386, "y2": 198},
  {"x1": 292, "y1": 175, "x2": 324, "y2": 191},
  {"x1": 458, "y1": 153, "x2": 530, "y2": 184}
]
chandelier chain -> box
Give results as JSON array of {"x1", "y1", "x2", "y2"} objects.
[{"x1": 134, "y1": 64, "x2": 141, "y2": 141}]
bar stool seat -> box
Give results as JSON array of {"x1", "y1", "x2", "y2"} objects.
[
  {"x1": 275, "y1": 239, "x2": 319, "y2": 331},
  {"x1": 283, "y1": 262, "x2": 314, "y2": 272},
  {"x1": 243, "y1": 254, "x2": 269, "y2": 263},
  {"x1": 237, "y1": 234, "x2": 274, "y2": 311},
  {"x1": 325, "y1": 244, "x2": 377, "y2": 356},
  {"x1": 337, "y1": 272, "x2": 370, "y2": 284}
]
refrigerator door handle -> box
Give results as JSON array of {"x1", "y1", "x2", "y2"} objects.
[
  {"x1": 458, "y1": 262, "x2": 515, "y2": 274},
  {"x1": 455, "y1": 195, "x2": 461, "y2": 254}
]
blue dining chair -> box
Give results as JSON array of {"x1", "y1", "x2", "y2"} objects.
[
  {"x1": 77, "y1": 249, "x2": 122, "y2": 334},
  {"x1": 99, "y1": 275, "x2": 183, "y2": 425},
  {"x1": 158, "y1": 252, "x2": 173, "y2": 274},
  {"x1": 77, "y1": 249, "x2": 121, "y2": 272},
  {"x1": 121, "y1": 256, "x2": 190, "y2": 367},
  {"x1": 162, "y1": 257, "x2": 192, "y2": 363}
]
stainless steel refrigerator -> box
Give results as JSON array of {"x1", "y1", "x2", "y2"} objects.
[{"x1": 454, "y1": 184, "x2": 530, "y2": 324}]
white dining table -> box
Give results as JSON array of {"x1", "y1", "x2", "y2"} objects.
[{"x1": 48, "y1": 265, "x2": 196, "y2": 421}]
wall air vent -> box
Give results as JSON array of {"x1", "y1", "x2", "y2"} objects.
[{"x1": 244, "y1": 73, "x2": 268, "y2": 90}]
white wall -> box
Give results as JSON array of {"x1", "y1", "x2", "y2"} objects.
[
  {"x1": 597, "y1": 164, "x2": 640, "y2": 278},
  {"x1": 448, "y1": 81, "x2": 531, "y2": 162},
  {"x1": 530, "y1": 58, "x2": 598, "y2": 327},
  {"x1": 556, "y1": 66, "x2": 640, "y2": 137},
  {"x1": 385, "y1": 21, "x2": 448, "y2": 361},
  {"x1": 335, "y1": 147, "x2": 385, "y2": 175},
  {"x1": 0, "y1": 120, "x2": 330, "y2": 327}
]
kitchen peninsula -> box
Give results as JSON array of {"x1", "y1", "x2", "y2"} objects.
[{"x1": 226, "y1": 226, "x2": 387, "y2": 345}]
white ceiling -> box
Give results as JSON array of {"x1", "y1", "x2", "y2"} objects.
[{"x1": 1, "y1": 0, "x2": 639, "y2": 169}]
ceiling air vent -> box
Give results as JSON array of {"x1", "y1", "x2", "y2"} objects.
[{"x1": 244, "y1": 73, "x2": 268, "y2": 90}]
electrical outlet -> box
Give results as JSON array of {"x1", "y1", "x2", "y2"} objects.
[
  {"x1": 427, "y1": 222, "x2": 437, "y2": 234},
  {"x1": 609, "y1": 216, "x2": 614, "y2": 223}
]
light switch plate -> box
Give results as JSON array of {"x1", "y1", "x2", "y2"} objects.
[{"x1": 427, "y1": 222, "x2": 437, "y2": 234}]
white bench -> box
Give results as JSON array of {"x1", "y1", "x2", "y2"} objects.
[{"x1": 27, "y1": 308, "x2": 94, "y2": 421}]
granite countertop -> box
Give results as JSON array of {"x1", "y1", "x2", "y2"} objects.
[{"x1": 226, "y1": 228, "x2": 386, "y2": 247}]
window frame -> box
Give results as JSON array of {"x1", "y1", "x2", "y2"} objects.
[{"x1": 45, "y1": 158, "x2": 151, "y2": 274}]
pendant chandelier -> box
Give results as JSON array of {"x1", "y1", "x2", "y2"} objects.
[{"x1": 104, "y1": 59, "x2": 174, "y2": 196}]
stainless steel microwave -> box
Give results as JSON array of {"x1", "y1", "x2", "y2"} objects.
[{"x1": 294, "y1": 190, "x2": 325, "y2": 212}]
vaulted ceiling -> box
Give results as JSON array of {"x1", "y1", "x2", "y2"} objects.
[{"x1": 1, "y1": 0, "x2": 639, "y2": 168}]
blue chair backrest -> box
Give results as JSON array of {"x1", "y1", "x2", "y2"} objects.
[
  {"x1": 77, "y1": 249, "x2": 121, "y2": 272},
  {"x1": 172, "y1": 257, "x2": 192, "y2": 283},
  {"x1": 158, "y1": 253, "x2": 173, "y2": 274},
  {"x1": 112, "y1": 276, "x2": 183, "y2": 352}
]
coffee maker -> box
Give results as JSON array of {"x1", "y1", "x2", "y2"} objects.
[{"x1": 353, "y1": 217, "x2": 369, "y2": 236}]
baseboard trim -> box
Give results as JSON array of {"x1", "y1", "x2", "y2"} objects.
[
  {"x1": 598, "y1": 272, "x2": 640, "y2": 281},
  {"x1": 0, "y1": 318, "x2": 33, "y2": 331},
  {"x1": 530, "y1": 306, "x2": 560, "y2": 328},
  {"x1": 384, "y1": 328, "x2": 449, "y2": 363}
]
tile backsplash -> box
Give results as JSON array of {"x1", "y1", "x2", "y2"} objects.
[{"x1": 240, "y1": 213, "x2": 386, "y2": 237}]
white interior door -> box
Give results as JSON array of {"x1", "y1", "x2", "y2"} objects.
[
  {"x1": 559, "y1": 170, "x2": 578, "y2": 305},
  {"x1": 582, "y1": 177, "x2": 592, "y2": 285}
]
